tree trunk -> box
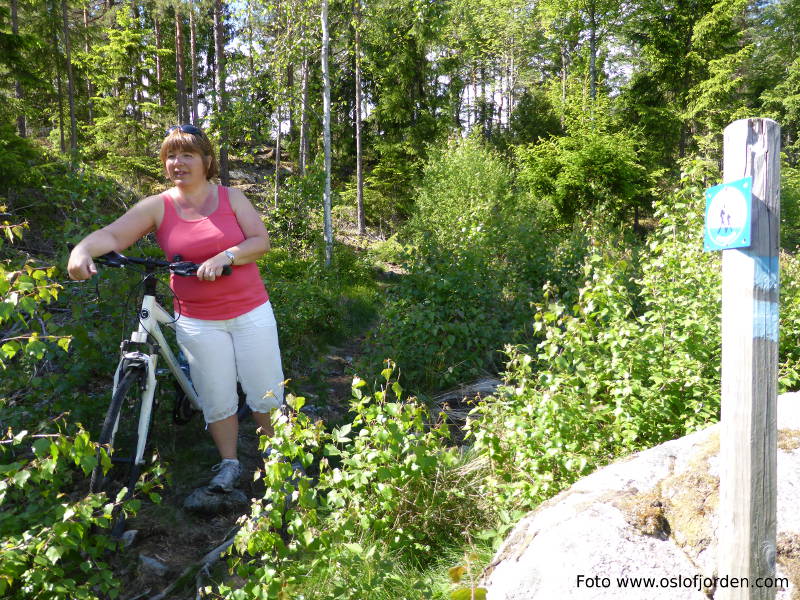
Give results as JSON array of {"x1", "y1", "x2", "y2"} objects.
[
  {"x1": 130, "y1": 1, "x2": 143, "y2": 123},
  {"x1": 154, "y1": 13, "x2": 164, "y2": 107},
  {"x1": 247, "y1": 3, "x2": 255, "y2": 80},
  {"x1": 56, "y1": 67, "x2": 66, "y2": 152},
  {"x1": 287, "y1": 63, "x2": 295, "y2": 139},
  {"x1": 480, "y1": 66, "x2": 487, "y2": 136},
  {"x1": 560, "y1": 44, "x2": 569, "y2": 121},
  {"x1": 274, "y1": 108, "x2": 282, "y2": 208},
  {"x1": 175, "y1": 7, "x2": 188, "y2": 123},
  {"x1": 588, "y1": 0, "x2": 597, "y2": 101},
  {"x1": 299, "y1": 56, "x2": 309, "y2": 175},
  {"x1": 83, "y1": 5, "x2": 95, "y2": 123},
  {"x1": 214, "y1": 0, "x2": 229, "y2": 185},
  {"x1": 50, "y1": 1, "x2": 66, "y2": 152},
  {"x1": 321, "y1": 0, "x2": 333, "y2": 266},
  {"x1": 62, "y1": 0, "x2": 78, "y2": 154},
  {"x1": 190, "y1": 7, "x2": 198, "y2": 123},
  {"x1": 272, "y1": 0, "x2": 283, "y2": 203},
  {"x1": 354, "y1": 0, "x2": 365, "y2": 235},
  {"x1": 12, "y1": 0, "x2": 27, "y2": 138},
  {"x1": 507, "y1": 52, "x2": 515, "y2": 126},
  {"x1": 472, "y1": 68, "x2": 478, "y2": 129}
]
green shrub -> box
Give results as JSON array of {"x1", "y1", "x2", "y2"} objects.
[
  {"x1": 362, "y1": 248, "x2": 510, "y2": 392},
  {"x1": 782, "y1": 165, "x2": 800, "y2": 250},
  {"x1": 515, "y1": 126, "x2": 652, "y2": 226},
  {"x1": 467, "y1": 162, "x2": 723, "y2": 510},
  {"x1": 367, "y1": 234, "x2": 407, "y2": 265},
  {"x1": 779, "y1": 250, "x2": 800, "y2": 391},
  {"x1": 408, "y1": 135, "x2": 515, "y2": 258},
  {"x1": 270, "y1": 168, "x2": 325, "y2": 256},
  {"x1": 219, "y1": 368, "x2": 497, "y2": 599},
  {"x1": 364, "y1": 135, "x2": 559, "y2": 392},
  {"x1": 0, "y1": 426, "x2": 138, "y2": 599},
  {"x1": 0, "y1": 123, "x2": 40, "y2": 189},
  {"x1": 261, "y1": 245, "x2": 380, "y2": 367}
]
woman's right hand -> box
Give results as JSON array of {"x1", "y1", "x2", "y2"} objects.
[{"x1": 67, "y1": 247, "x2": 97, "y2": 281}]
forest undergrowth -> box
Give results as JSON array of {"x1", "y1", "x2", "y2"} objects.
[
  {"x1": 6, "y1": 0, "x2": 800, "y2": 594},
  {"x1": 4, "y1": 130, "x2": 800, "y2": 600}
]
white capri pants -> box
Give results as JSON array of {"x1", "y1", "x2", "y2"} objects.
[{"x1": 175, "y1": 301, "x2": 284, "y2": 424}]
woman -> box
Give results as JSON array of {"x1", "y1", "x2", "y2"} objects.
[{"x1": 68, "y1": 124, "x2": 284, "y2": 493}]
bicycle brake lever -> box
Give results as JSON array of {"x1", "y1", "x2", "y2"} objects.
[
  {"x1": 170, "y1": 261, "x2": 198, "y2": 277},
  {"x1": 96, "y1": 251, "x2": 128, "y2": 267},
  {"x1": 170, "y1": 262, "x2": 232, "y2": 277}
]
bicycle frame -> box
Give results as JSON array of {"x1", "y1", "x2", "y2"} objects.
[{"x1": 110, "y1": 290, "x2": 199, "y2": 468}]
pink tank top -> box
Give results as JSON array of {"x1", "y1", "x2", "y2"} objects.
[{"x1": 155, "y1": 186, "x2": 269, "y2": 319}]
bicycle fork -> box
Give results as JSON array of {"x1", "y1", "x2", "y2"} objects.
[{"x1": 111, "y1": 349, "x2": 158, "y2": 467}]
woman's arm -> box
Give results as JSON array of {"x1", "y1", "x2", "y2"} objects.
[
  {"x1": 195, "y1": 188, "x2": 270, "y2": 281},
  {"x1": 67, "y1": 195, "x2": 161, "y2": 280}
]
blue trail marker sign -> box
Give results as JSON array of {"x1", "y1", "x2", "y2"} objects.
[{"x1": 704, "y1": 177, "x2": 753, "y2": 251}]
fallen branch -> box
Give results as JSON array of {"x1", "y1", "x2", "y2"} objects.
[
  {"x1": 0, "y1": 433, "x2": 61, "y2": 445},
  {"x1": 148, "y1": 525, "x2": 241, "y2": 600}
]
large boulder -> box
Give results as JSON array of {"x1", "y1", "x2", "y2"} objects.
[{"x1": 482, "y1": 393, "x2": 800, "y2": 599}]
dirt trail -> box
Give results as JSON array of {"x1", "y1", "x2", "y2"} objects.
[
  {"x1": 110, "y1": 165, "x2": 384, "y2": 598},
  {"x1": 112, "y1": 336, "x2": 364, "y2": 600}
]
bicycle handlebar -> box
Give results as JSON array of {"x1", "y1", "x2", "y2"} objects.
[
  {"x1": 95, "y1": 251, "x2": 232, "y2": 277},
  {"x1": 68, "y1": 245, "x2": 231, "y2": 277}
]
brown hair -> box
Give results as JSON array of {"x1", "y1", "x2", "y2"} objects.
[{"x1": 159, "y1": 126, "x2": 219, "y2": 180}]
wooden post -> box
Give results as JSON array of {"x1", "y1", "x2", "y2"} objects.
[{"x1": 718, "y1": 118, "x2": 780, "y2": 600}]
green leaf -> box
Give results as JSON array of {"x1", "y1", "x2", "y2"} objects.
[
  {"x1": 25, "y1": 339, "x2": 47, "y2": 359},
  {"x1": 449, "y1": 565, "x2": 466, "y2": 583},
  {"x1": 450, "y1": 588, "x2": 487, "y2": 600},
  {"x1": 0, "y1": 302, "x2": 13, "y2": 322},
  {"x1": 343, "y1": 542, "x2": 363, "y2": 554},
  {"x1": 2, "y1": 341, "x2": 19, "y2": 359},
  {"x1": 334, "y1": 424, "x2": 352, "y2": 443},
  {"x1": 286, "y1": 395, "x2": 306, "y2": 411},
  {"x1": 300, "y1": 530, "x2": 315, "y2": 547},
  {"x1": 45, "y1": 545, "x2": 62, "y2": 564},
  {"x1": 32, "y1": 437, "x2": 50, "y2": 457},
  {"x1": 12, "y1": 470, "x2": 31, "y2": 487}
]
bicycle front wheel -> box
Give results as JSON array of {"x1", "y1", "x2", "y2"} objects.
[{"x1": 89, "y1": 366, "x2": 150, "y2": 526}]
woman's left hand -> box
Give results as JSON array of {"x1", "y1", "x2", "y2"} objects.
[{"x1": 196, "y1": 252, "x2": 231, "y2": 281}]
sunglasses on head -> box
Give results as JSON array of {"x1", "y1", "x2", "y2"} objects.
[{"x1": 165, "y1": 124, "x2": 203, "y2": 136}]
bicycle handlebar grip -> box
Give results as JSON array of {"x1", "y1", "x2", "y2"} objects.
[
  {"x1": 169, "y1": 262, "x2": 232, "y2": 277},
  {"x1": 171, "y1": 256, "x2": 230, "y2": 276},
  {"x1": 95, "y1": 251, "x2": 128, "y2": 267}
]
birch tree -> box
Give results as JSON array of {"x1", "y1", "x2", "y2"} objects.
[
  {"x1": 354, "y1": 0, "x2": 365, "y2": 235},
  {"x1": 214, "y1": 0, "x2": 229, "y2": 185},
  {"x1": 174, "y1": 3, "x2": 188, "y2": 123},
  {"x1": 61, "y1": 0, "x2": 77, "y2": 154},
  {"x1": 12, "y1": 0, "x2": 26, "y2": 137},
  {"x1": 321, "y1": 0, "x2": 333, "y2": 266}
]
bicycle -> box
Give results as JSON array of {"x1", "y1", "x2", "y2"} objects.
[{"x1": 85, "y1": 249, "x2": 231, "y2": 536}]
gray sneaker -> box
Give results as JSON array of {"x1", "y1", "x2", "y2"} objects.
[{"x1": 208, "y1": 459, "x2": 242, "y2": 493}]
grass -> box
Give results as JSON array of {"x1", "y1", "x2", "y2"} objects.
[{"x1": 287, "y1": 536, "x2": 496, "y2": 599}]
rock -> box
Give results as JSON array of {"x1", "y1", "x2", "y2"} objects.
[
  {"x1": 228, "y1": 169, "x2": 257, "y2": 183},
  {"x1": 138, "y1": 554, "x2": 169, "y2": 579},
  {"x1": 183, "y1": 487, "x2": 250, "y2": 515},
  {"x1": 482, "y1": 393, "x2": 800, "y2": 600},
  {"x1": 120, "y1": 529, "x2": 138, "y2": 548}
]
